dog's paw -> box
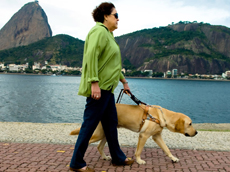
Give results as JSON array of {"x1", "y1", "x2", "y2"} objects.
[
  {"x1": 136, "y1": 159, "x2": 146, "y2": 165},
  {"x1": 101, "y1": 155, "x2": 111, "y2": 161},
  {"x1": 171, "y1": 157, "x2": 179, "y2": 163}
]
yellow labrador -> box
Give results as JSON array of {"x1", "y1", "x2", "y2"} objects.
[{"x1": 70, "y1": 104, "x2": 197, "y2": 164}]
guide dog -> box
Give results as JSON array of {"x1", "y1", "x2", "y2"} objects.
[{"x1": 70, "y1": 103, "x2": 197, "y2": 164}]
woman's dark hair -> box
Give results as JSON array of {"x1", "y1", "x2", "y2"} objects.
[{"x1": 92, "y1": 2, "x2": 115, "y2": 23}]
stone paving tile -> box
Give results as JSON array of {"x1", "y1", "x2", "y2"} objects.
[{"x1": 0, "y1": 142, "x2": 230, "y2": 172}]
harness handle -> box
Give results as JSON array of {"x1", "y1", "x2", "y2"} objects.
[
  {"x1": 125, "y1": 90, "x2": 146, "y2": 105},
  {"x1": 116, "y1": 89, "x2": 124, "y2": 103},
  {"x1": 116, "y1": 89, "x2": 147, "y2": 105}
]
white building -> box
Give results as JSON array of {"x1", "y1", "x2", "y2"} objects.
[
  {"x1": 0, "y1": 63, "x2": 5, "y2": 70},
  {"x1": 8, "y1": 64, "x2": 28, "y2": 71},
  {"x1": 41, "y1": 66, "x2": 47, "y2": 70},
  {"x1": 50, "y1": 65, "x2": 61, "y2": 71},
  {"x1": 121, "y1": 68, "x2": 126, "y2": 74},
  {"x1": 60, "y1": 65, "x2": 68, "y2": 71},
  {"x1": 225, "y1": 71, "x2": 230, "y2": 77},
  {"x1": 144, "y1": 70, "x2": 153, "y2": 76},
  {"x1": 32, "y1": 62, "x2": 41, "y2": 70},
  {"x1": 9, "y1": 64, "x2": 18, "y2": 71},
  {"x1": 222, "y1": 71, "x2": 230, "y2": 78},
  {"x1": 20, "y1": 64, "x2": 28, "y2": 70},
  {"x1": 66, "y1": 67, "x2": 74, "y2": 71},
  {"x1": 213, "y1": 75, "x2": 222, "y2": 80},
  {"x1": 66, "y1": 67, "x2": 81, "y2": 71},
  {"x1": 164, "y1": 70, "x2": 171, "y2": 78},
  {"x1": 195, "y1": 73, "x2": 200, "y2": 78},
  {"x1": 172, "y1": 69, "x2": 177, "y2": 77}
]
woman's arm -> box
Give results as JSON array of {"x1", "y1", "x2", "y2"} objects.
[{"x1": 120, "y1": 78, "x2": 130, "y2": 93}]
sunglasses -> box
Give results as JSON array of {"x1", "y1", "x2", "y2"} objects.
[{"x1": 111, "y1": 13, "x2": 118, "y2": 19}]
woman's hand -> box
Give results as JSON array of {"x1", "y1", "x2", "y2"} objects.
[
  {"x1": 91, "y1": 82, "x2": 101, "y2": 100},
  {"x1": 120, "y1": 79, "x2": 130, "y2": 93},
  {"x1": 123, "y1": 82, "x2": 130, "y2": 93}
]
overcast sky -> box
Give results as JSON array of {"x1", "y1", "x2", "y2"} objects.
[{"x1": 0, "y1": 0, "x2": 230, "y2": 40}]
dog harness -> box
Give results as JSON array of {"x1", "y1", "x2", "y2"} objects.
[
  {"x1": 116, "y1": 89, "x2": 161, "y2": 132},
  {"x1": 138, "y1": 104, "x2": 160, "y2": 132}
]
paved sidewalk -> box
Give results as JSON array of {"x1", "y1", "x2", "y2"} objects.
[{"x1": 0, "y1": 142, "x2": 230, "y2": 172}]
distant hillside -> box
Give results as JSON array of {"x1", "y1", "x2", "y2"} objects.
[
  {"x1": 116, "y1": 22, "x2": 230, "y2": 74},
  {"x1": 0, "y1": 2, "x2": 52, "y2": 51},
  {"x1": 0, "y1": 34, "x2": 84, "y2": 67},
  {"x1": 0, "y1": 22, "x2": 230, "y2": 74}
]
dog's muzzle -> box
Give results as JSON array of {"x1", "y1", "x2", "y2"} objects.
[{"x1": 185, "y1": 131, "x2": 198, "y2": 137}]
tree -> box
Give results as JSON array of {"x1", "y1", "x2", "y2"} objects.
[
  {"x1": 28, "y1": 61, "x2": 33, "y2": 69},
  {"x1": 41, "y1": 69, "x2": 47, "y2": 74},
  {"x1": 25, "y1": 68, "x2": 33, "y2": 73},
  {"x1": 152, "y1": 72, "x2": 164, "y2": 77}
]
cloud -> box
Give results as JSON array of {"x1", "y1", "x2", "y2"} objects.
[
  {"x1": 0, "y1": 0, "x2": 230, "y2": 40},
  {"x1": 110, "y1": 0, "x2": 230, "y2": 38}
]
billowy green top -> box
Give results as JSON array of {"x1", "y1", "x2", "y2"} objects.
[{"x1": 78, "y1": 22, "x2": 124, "y2": 97}]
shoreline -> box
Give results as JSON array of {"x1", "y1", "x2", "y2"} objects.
[
  {"x1": 1, "y1": 72, "x2": 229, "y2": 81},
  {"x1": 0, "y1": 122, "x2": 229, "y2": 151},
  {"x1": 192, "y1": 123, "x2": 230, "y2": 131},
  {"x1": 0, "y1": 122, "x2": 230, "y2": 130},
  {"x1": 126, "y1": 76, "x2": 230, "y2": 82},
  {"x1": 0, "y1": 72, "x2": 81, "y2": 76},
  {"x1": 0, "y1": 122, "x2": 229, "y2": 131}
]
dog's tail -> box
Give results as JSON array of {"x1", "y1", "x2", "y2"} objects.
[{"x1": 70, "y1": 127, "x2": 81, "y2": 135}]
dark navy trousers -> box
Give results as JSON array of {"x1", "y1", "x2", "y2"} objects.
[{"x1": 70, "y1": 89, "x2": 126, "y2": 169}]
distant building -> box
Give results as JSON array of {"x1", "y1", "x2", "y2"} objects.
[
  {"x1": 50, "y1": 65, "x2": 61, "y2": 71},
  {"x1": 8, "y1": 64, "x2": 28, "y2": 71},
  {"x1": 32, "y1": 62, "x2": 41, "y2": 70},
  {"x1": 189, "y1": 74, "x2": 194, "y2": 78},
  {"x1": 41, "y1": 66, "x2": 47, "y2": 70},
  {"x1": 9, "y1": 64, "x2": 17, "y2": 71},
  {"x1": 144, "y1": 70, "x2": 153, "y2": 76},
  {"x1": 20, "y1": 64, "x2": 28, "y2": 71},
  {"x1": 226, "y1": 71, "x2": 230, "y2": 77},
  {"x1": 65, "y1": 67, "x2": 81, "y2": 71},
  {"x1": 166, "y1": 70, "x2": 171, "y2": 75},
  {"x1": 0, "y1": 63, "x2": 5, "y2": 70},
  {"x1": 172, "y1": 69, "x2": 177, "y2": 78},
  {"x1": 164, "y1": 70, "x2": 172, "y2": 78},
  {"x1": 60, "y1": 65, "x2": 68, "y2": 71},
  {"x1": 195, "y1": 73, "x2": 200, "y2": 78},
  {"x1": 214, "y1": 75, "x2": 222, "y2": 80},
  {"x1": 222, "y1": 70, "x2": 230, "y2": 78}
]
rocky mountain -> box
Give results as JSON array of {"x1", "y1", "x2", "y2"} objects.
[
  {"x1": 116, "y1": 22, "x2": 230, "y2": 74},
  {"x1": 0, "y1": 20, "x2": 230, "y2": 74},
  {"x1": 0, "y1": 1, "x2": 52, "y2": 51}
]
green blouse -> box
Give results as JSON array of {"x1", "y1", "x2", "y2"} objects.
[{"x1": 78, "y1": 22, "x2": 125, "y2": 97}]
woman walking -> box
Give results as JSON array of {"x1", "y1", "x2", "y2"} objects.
[{"x1": 69, "y1": 2, "x2": 134, "y2": 172}]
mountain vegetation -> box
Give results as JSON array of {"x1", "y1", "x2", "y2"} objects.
[
  {"x1": 115, "y1": 22, "x2": 230, "y2": 74},
  {"x1": 1, "y1": 21, "x2": 230, "y2": 74},
  {"x1": 0, "y1": 34, "x2": 84, "y2": 67}
]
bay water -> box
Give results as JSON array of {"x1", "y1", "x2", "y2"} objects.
[{"x1": 0, "y1": 74, "x2": 229, "y2": 123}]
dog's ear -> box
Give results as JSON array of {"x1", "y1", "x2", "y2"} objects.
[{"x1": 175, "y1": 118, "x2": 185, "y2": 133}]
